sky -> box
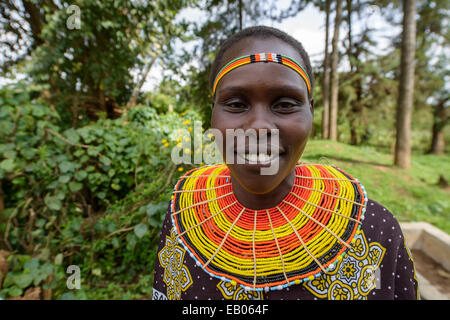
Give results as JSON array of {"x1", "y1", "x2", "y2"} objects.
[
  {"x1": 142, "y1": 2, "x2": 398, "y2": 91},
  {"x1": 142, "y1": 3, "x2": 327, "y2": 91},
  {"x1": 1, "y1": 2, "x2": 400, "y2": 91}
]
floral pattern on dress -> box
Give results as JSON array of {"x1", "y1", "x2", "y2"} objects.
[
  {"x1": 217, "y1": 281, "x2": 264, "y2": 300},
  {"x1": 303, "y1": 229, "x2": 386, "y2": 300},
  {"x1": 158, "y1": 227, "x2": 193, "y2": 300}
]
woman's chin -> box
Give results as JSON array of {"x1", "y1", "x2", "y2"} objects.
[
  {"x1": 227, "y1": 160, "x2": 289, "y2": 195},
  {"x1": 236, "y1": 181, "x2": 279, "y2": 197}
]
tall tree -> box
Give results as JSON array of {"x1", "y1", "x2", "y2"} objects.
[
  {"x1": 429, "y1": 95, "x2": 449, "y2": 154},
  {"x1": 341, "y1": 0, "x2": 377, "y2": 145},
  {"x1": 321, "y1": 0, "x2": 331, "y2": 139},
  {"x1": 0, "y1": 0, "x2": 47, "y2": 73},
  {"x1": 239, "y1": 0, "x2": 243, "y2": 30},
  {"x1": 328, "y1": 0, "x2": 343, "y2": 141},
  {"x1": 413, "y1": 0, "x2": 449, "y2": 155},
  {"x1": 1, "y1": 0, "x2": 188, "y2": 125},
  {"x1": 176, "y1": 0, "x2": 278, "y2": 127},
  {"x1": 345, "y1": 0, "x2": 359, "y2": 145},
  {"x1": 394, "y1": 0, "x2": 417, "y2": 169}
]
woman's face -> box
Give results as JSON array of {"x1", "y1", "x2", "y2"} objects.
[{"x1": 211, "y1": 37, "x2": 313, "y2": 195}]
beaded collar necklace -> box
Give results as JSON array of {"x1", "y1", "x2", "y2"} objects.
[{"x1": 170, "y1": 164, "x2": 367, "y2": 292}]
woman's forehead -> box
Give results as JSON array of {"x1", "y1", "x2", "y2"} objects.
[
  {"x1": 220, "y1": 37, "x2": 306, "y2": 72},
  {"x1": 214, "y1": 37, "x2": 310, "y2": 97},
  {"x1": 217, "y1": 62, "x2": 309, "y2": 98}
]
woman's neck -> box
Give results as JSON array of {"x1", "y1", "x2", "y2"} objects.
[{"x1": 230, "y1": 169, "x2": 295, "y2": 210}]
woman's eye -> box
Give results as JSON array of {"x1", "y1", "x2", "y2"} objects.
[
  {"x1": 224, "y1": 101, "x2": 247, "y2": 111},
  {"x1": 272, "y1": 100, "x2": 299, "y2": 112}
]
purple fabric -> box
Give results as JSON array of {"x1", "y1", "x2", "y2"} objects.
[{"x1": 152, "y1": 198, "x2": 419, "y2": 300}]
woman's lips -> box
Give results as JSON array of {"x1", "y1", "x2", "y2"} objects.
[
  {"x1": 233, "y1": 144, "x2": 285, "y2": 166},
  {"x1": 236, "y1": 152, "x2": 277, "y2": 164}
]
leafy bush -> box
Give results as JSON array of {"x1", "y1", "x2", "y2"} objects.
[
  {"x1": 0, "y1": 254, "x2": 65, "y2": 299},
  {"x1": 0, "y1": 84, "x2": 204, "y2": 299}
]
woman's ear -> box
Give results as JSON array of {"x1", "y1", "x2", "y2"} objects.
[{"x1": 309, "y1": 98, "x2": 314, "y2": 115}]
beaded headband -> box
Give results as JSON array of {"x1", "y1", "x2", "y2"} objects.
[{"x1": 212, "y1": 53, "x2": 312, "y2": 96}]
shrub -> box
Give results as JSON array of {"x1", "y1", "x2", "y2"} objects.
[{"x1": 0, "y1": 84, "x2": 203, "y2": 299}]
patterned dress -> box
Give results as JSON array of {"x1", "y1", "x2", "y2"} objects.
[{"x1": 152, "y1": 164, "x2": 419, "y2": 300}]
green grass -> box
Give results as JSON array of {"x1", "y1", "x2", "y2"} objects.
[{"x1": 301, "y1": 140, "x2": 450, "y2": 234}]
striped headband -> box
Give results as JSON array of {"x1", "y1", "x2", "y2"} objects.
[{"x1": 212, "y1": 53, "x2": 311, "y2": 96}]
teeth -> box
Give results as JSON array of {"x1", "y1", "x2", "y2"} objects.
[
  {"x1": 259, "y1": 153, "x2": 270, "y2": 162},
  {"x1": 247, "y1": 153, "x2": 259, "y2": 162},
  {"x1": 243, "y1": 153, "x2": 273, "y2": 163}
]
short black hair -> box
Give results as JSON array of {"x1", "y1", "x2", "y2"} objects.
[{"x1": 209, "y1": 25, "x2": 314, "y2": 98}]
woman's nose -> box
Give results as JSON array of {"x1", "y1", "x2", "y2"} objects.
[{"x1": 244, "y1": 104, "x2": 277, "y2": 134}]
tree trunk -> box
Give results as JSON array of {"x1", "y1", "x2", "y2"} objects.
[
  {"x1": 0, "y1": 180, "x2": 4, "y2": 217},
  {"x1": 322, "y1": 0, "x2": 331, "y2": 139},
  {"x1": 346, "y1": 0, "x2": 363, "y2": 145},
  {"x1": 394, "y1": 0, "x2": 417, "y2": 169},
  {"x1": 430, "y1": 128, "x2": 445, "y2": 155},
  {"x1": 429, "y1": 97, "x2": 449, "y2": 154},
  {"x1": 125, "y1": 55, "x2": 158, "y2": 111},
  {"x1": 346, "y1": 0, "x2": 352, "y2": 69},
  {"x1": 328, "y1": 0, "x2": 343, "y2": 141},
  {"x1": 98, "y1": 86, "x2": 106, "y2": 114},
  {"x1": 238, "y1": 0, "x2": 243, "y2": 30},
  {"x1": 22, "y1": 0, "x2": 43, "y2": 47}
]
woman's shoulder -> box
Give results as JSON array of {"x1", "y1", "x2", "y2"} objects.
[
  {"x1": 362, "y1": 198, "x2": 406, "y2": 247},
  {"x1": 171, "y1": 164, "x2": 229, "y2": 190},
  {"x1": 364, "y1": 199, "x2": 400, "y2": 228},
  {"x1": 365, "y1": 199, "x2": 396, "y2": 218},
  {"x1": 176, "y1": 164, "x2": 228, "y2": 178}
]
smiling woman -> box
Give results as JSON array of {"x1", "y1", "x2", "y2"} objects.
[
  {"x1": 211, "y1": 37, "x2": 313, "y2": 206},
  {"x1": 152, "y1": 26, "x2": 419, "y2": 300}
]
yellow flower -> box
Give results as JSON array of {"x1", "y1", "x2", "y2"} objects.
[
  {"x1": 177, "y1": 143, "x2": 182, "y2": 148},
  {"x1": 224, "y1": 282, "x2": 235, "y2": 291},
  {"x1": 352, "y1": 238, "x2": 364, "y2": 254},
  {"x1": 184, "y1": 137, "x2": 190, "y2": 142},
  {"x1": 207, "y1": 133, "x2": 214, "y2": 139},
  {"x1": 311, "y1": 277, "x2": 327, "y2": 291},
  {"x1": 188, "y1": 127, "x2": 192, "y2": 132},
  {"x1": 333, "y1": 287, "x2": 349, "y2": 300},
  {"x1": 370, "y1": 249, "x2": 380, "y2": 262},
  {"x1": 361, "y1": 270, "x2": 375, "y2": 290},
  {"x1": 238, "y1": 291, "x2": 250, "y2": 300},
  {"x1": 178, "y1": 167, "x2": 184, "y2": 172},
  {"x1": 161, "y1": 139, "x2": 167, "y2": 144},
  {"x1": 184, "y1": 148, "x2": 191, "y2": 154},
  {"x1": 183, "y1": 119, "x2": 191, "y2": 125},
  {"x1": 164, "y1": 143, "x2": 169, "y2": 147},
  {"x1": 176, "y1": 137, "x2": 182, "y2": 142},
  {"x1": 180, "y1": 270, "x2": 188, "y2": 283},
  {"x1": 342, "y1": 261, "x2": 357, "y2": 279}
]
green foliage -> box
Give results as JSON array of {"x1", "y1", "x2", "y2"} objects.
[
  {"x1": 302, "y1": 140, "x2": 450, "y2": 233},
  {"x1": 0, "y1": 84, "x2": 202, "y2": 299},
  {"x1": 1, "y1": 0, "x2": 448, "y2": 301},
  {"x1": 2, "y1": 0, "x2": 189, "y2": 124},
  {"x1": 0, "y1": 255, "x2": 65, "y2": 299}
]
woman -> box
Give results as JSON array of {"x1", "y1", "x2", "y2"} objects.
[{"x1": 152, "y1": 26, "x2": 419, "y2": 300}]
